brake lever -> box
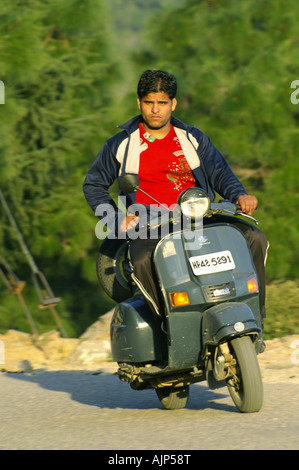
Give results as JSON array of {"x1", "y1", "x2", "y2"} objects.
[{"x1": 236, "y1": 212, "x2": 259, "y2": 225}]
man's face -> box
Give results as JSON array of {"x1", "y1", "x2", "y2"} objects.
[{"x1": 137, "y1": 92, "x2": 177, "y2": 132}]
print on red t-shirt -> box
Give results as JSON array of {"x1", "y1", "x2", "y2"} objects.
[{"x1": 136, "y1": 123, "x2": 195, "y2": 207}]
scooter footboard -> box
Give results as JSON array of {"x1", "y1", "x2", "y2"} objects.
[{"x1": 202, "y1": 302, "x2": 260, "y2": 347}]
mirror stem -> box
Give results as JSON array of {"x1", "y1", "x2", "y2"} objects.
[{"x1": 137, "y1": 188, "x2": 170, "y2": 211}]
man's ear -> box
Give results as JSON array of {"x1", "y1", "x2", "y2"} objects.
[
  {"x1": 137, "y1": 97, "x2": 141, "y2": 109},
  {"x1": 172, "y1": 98, "x2": 177, "y2": 112}
]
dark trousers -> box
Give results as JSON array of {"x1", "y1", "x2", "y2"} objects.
[{"x1": 129, "y1": 216, "x2": 269, "y2": 319}]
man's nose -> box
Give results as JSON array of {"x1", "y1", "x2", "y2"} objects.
[{"x1": 152, "y1": 103, "x2": 160, "y2": 113}]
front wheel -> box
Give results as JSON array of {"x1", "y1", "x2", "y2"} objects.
[
  {"x1": 226, "y1": 336, "x2": 263, "y2": 413},
  {"x1": 156, "y1": 386, "x2": 189, "y2": 410}
]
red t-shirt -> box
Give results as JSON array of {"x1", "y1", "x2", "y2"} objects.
[{"x1": 136, "y1": 123, "x2": 195, "y2": 207}]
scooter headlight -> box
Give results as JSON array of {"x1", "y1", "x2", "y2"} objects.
[{"x1": 179, "y1": 188, "x2": 210, "y2": 219}]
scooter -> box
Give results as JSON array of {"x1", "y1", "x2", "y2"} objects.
[{"x1": 97, "y1": 175, "x2": 264, "y2": 412}]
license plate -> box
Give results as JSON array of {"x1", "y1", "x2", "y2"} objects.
[{"x1": 189, "y1": 250, "x2": 235, "y2": 276}]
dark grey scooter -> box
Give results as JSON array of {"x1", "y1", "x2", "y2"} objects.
[{"x1": 97, "y1": 175, "x2": 264, "y2": 412}]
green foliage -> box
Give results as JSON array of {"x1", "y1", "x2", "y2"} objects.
[
  {"x1": 264, "y1": 280, "x2": 299, "y2": 339},
  {"x1": 0, "y1": 0, "x2": 118, "y2": 335}
]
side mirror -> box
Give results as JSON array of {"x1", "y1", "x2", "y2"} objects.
[{"x1": 118, "y1": 174, "x2": 140, "y2": 193}]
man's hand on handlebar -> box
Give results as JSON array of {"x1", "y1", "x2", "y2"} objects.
[
  {"x1": 236, "y1": 194, "x2": 258, "y2": 215},
  {"x1": 120, "y1": 214, "x2": 139, "y2": 232}
]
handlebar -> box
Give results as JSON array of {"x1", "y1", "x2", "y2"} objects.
[
  {"x1": 209, "y1": 200, "x2": 259, "y2": 225},
  {"x1": 126, "y1": 199, "x2": 258, "y2": 238}
]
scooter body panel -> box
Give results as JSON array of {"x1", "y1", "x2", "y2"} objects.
[
  {"x1": 110, "y1": 295, "x2": 166, "y2": 363},
  {"x1": 202, "y1": 301, "x2": 260, "y2": 347}
]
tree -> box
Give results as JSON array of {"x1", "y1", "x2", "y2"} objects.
[{"x1": 0, "y1": 0, "x2": 119, "y2": 334}]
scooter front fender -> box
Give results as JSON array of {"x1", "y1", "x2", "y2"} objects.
[{"x1": 202, "y1": 302, "x2": 260, "y2": 348}]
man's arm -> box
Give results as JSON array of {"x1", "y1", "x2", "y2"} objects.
[
  {"x1": 83, "y1": 143, "x2": 120, "y2": 211},
  {"x1": 83, "y1": 143, "x2": 126, "y2": 235}
]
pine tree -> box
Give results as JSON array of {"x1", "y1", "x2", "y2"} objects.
[{"x1": 0, "y1": 0, "x2": 119, "y2": 334}]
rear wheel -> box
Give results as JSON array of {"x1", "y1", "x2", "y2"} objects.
[
  {"x1": 226, "y1": 335, "x2": 263, "y2": 413},
  {"x1": 156, "y1": 386, "x2": 189, "y2": 410}
]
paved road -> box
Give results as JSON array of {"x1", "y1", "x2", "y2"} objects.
[{"x1": 0, "y1": 370, "x2": 298, "y2": 451}]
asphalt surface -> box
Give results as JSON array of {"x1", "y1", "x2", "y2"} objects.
[{"x1": 1, "y1": 370, "x2": 298, "y2": 451}]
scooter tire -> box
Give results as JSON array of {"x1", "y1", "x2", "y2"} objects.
[
  {"x1": 156, "y1": 386, "x2": 189, "y2": 410},
  {"x1": 96, "y1": 238, "x2": 132, "y2": 303},
  {"x1": 226, "y1": 335, "x2": 263, "y2": 413}
]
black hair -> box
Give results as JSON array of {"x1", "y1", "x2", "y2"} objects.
[{"x1": 137, "y1": 70, "x2": 177, "y2": 100}]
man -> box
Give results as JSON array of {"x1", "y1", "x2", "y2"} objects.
[{"x1": 83, "y1": 69, "x2": 268, "y2": 320}]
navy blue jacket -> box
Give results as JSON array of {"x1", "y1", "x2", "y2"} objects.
[{"x1": 83, "y1": 115, "x2": 246, "y2": 230}]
